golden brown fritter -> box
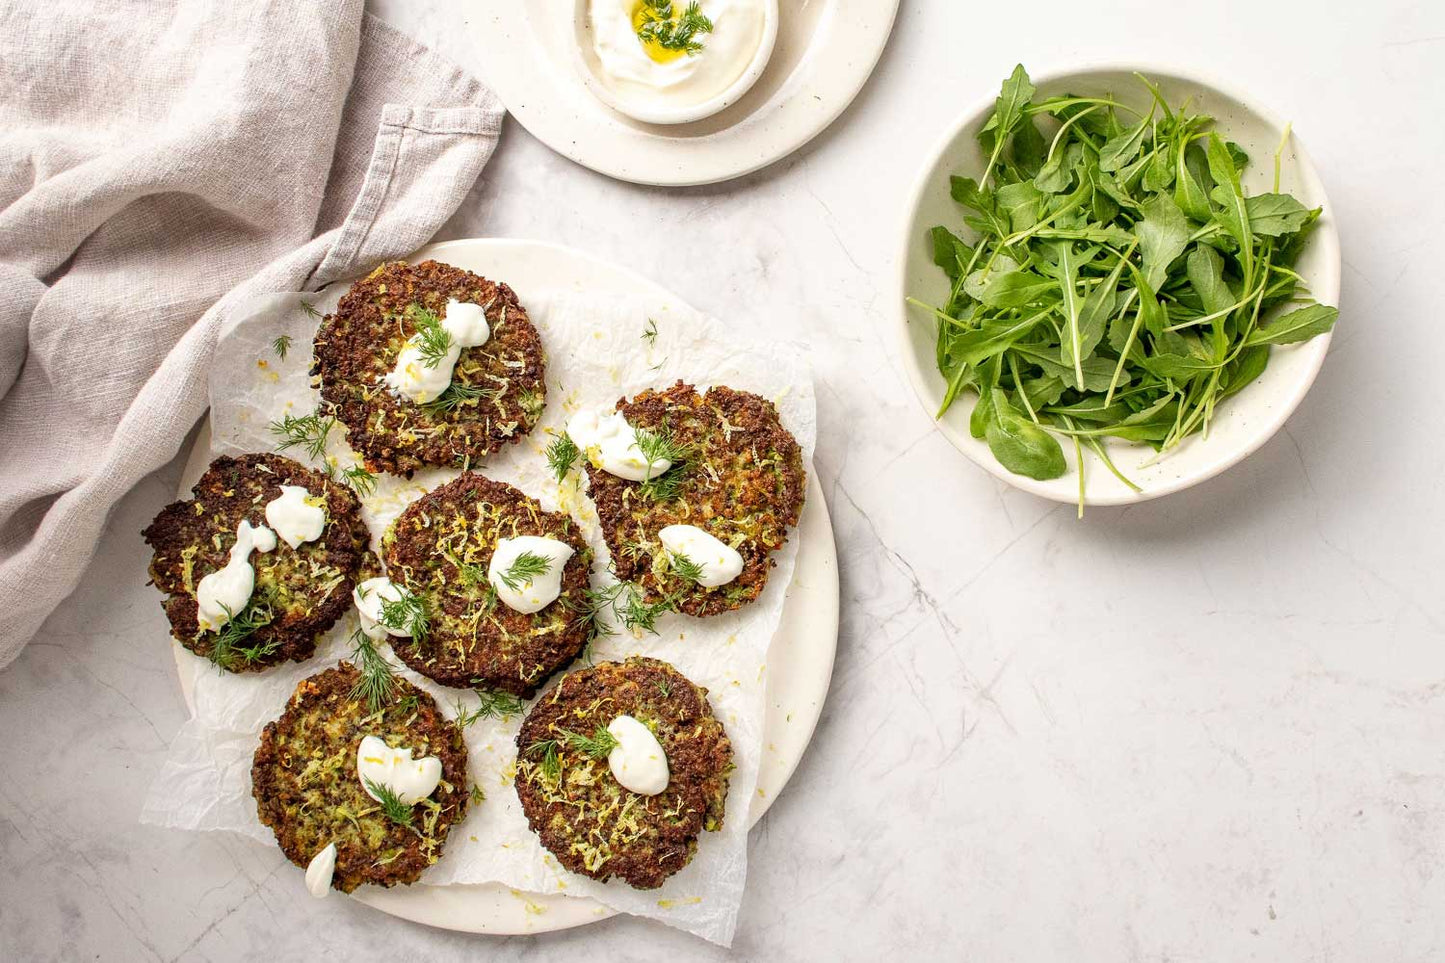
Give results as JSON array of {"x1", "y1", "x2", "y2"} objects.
[
  {"x1": 141, "y1": 453, "x2": 368, "y2": 672},
  {"x1": 251, "y1": 664, "x2": 470, "y2": 892},
  {"x1": 381, "y1": 472, "x2": 593, "y2": 697},
  {"x1": 585, "y1": 382, "x2": 805, "y2": 617},
  {"x1": 312, "y1": 260, "x2": 546, "y2": 476},
  {"x1": 514, "y1": 657, "x2": 733, "y2": 890}
]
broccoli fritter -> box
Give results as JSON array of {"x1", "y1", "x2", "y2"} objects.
[
  {"x1": 312, "y1": 260, "x2": 547, "y2": 476},
  {"x1": 251, "y1": 663, "x2": 470, "y2": 892},
  {"x1": 584, "y1": 382, "x2": 805, "y2": 617},
  {"x1": 141, "y1": 453, "x2": 368, "y2": 672},
  {"x1": 380, "y1": 472, "x2": 593, "y2": 697},
  {"x1": 514, "y1": 657, "x2": 733, "y2": 889}
]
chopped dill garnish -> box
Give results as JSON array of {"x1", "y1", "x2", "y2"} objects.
[
  {"x1": 526, "y1": 739, "x2": 562, "y2": 781},
  {"x1": 559, "y1": 725, "x2": 619, "y2": 759},
  {"x1": 299, "y1": 300, "x2": 323, "y2": 321},
  {"x1": 347, "y1": 628, "x2": 397, "y2": 713},
  {"x1": 498, "y1": 551, "x2": 553, "y2": 592},
  {"x1": 655, "y1": 679, "x2": 672, "y2": 697},
  {"x1": 642, "y1": 318, "x2": 659, "y2": 347},
  {"x1": 271, "y1": 334, "x2": 292, "y2": 360},
  {"x1": 469, "y1": 783, "x2": 486, "y2": 805},
  {"x1": 518, "y1": 389, "x2": 545, "y2": 422},
  {"x1": 545, "y1": 434, "x2": 580, "y2": 483},
  {"x1": 409, "y1": 304, "x2": 453, "y2": 369},
  {"x1": 637, "y1": 0, "x2": 713, "y2": 54},
  {"x1": 668, "y1": 551, "x2": 705, "y2": 583},
  {"x1": 378, "y1": 590, "x2": 429, "y2": 643},
  {"x1": 453, "y1": 690, "x2": 525, "y2": 729},
  {"x1": 443, "y1": 550, "x2": 488, "y2": 589},
  {"x1": 207, "y1": 598, "x2": 276, "y2": 671},
  {"x1": 341, "y1": 463, "x2": 378, "y2": 497},
  {"x1": 394, "y1": 694, "x2": 420, "y2": 716},
  {"x1": 268, "y1": 410, "x2": 334, "y2": 461},
  {"x1": 364, "y1": 777, "x2": 415, "y2": 829}
]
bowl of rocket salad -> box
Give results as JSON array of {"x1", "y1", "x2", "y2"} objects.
[{"x1": 897, "y1": 64, "x2": 1340, "y2": 509}]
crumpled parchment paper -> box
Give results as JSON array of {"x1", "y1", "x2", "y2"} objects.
[{"x1": 142, "y1": 277, "x2": 815, "y2": 946}]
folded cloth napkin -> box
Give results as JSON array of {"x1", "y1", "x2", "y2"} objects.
[{"x1": 0, "y1": 1, "x2": 504, "y2": 671}]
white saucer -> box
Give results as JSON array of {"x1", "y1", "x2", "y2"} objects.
[
  {"x1": 173, "y1": 238, "x2": 840, "y2": 934},
  {"x1": 467, "y1": 0, "x2": 900, "y2": 185}
]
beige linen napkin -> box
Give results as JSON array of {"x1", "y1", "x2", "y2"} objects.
[{"x1": 0, "y1": 1, "x2": 504, "y2": 670}]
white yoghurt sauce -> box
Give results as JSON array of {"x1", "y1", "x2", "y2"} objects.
[
  {"x1": 383, "y1": 298, "x2": 491, "y2": 403},
  {"x1": 566, "y1": 407, "x2": 671, "y2": 482},
  {"x1": 195, "y1": 520, "x2": 278, "y2": 632},
  {"x1": 352, "y1": 576, "x2": 413, "y2": 640},
  {"x1": 304, "y1": 843, "x2": 336, "y2": 898},
  {"x1": 590, "y1": 0, "x2": 766, "y2": 109},
  {"x1": 487, "y1": 535, "x2": 575, "y2": 614},
  {"x1": 606, "y1": 714, "x2": 670, "y2": 795},
  {"x1": 658, "y1": 523, "x2": 744, "y2": 587},
  {"x1": 264, "y1": 485, "x2": 326, "y2": 549},
  {"x1": 356, "y1": 735, "x2": 443, "y2": 805}
]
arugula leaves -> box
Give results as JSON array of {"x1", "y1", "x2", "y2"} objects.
[{"x1": 920, "y1": 66, "x2": 1337, "y2": 503}]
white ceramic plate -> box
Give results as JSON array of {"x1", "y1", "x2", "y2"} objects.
[
  {"x1": 896, "y1": 65, "x2": 1341, "y2": 506},
  {"x1": 173, "y1": 238, "x2": 839, "y2": 934},
  {"x1": 467, "y1": 0, "x2": 900, "y2": 186}
]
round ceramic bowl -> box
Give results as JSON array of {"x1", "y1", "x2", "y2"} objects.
[
  {"x1": 570, "y1": 0, "x2": 780, "y2": 125},
  {"x1": 895, "y1": 64, "x2": 1341, "y2": 506}
]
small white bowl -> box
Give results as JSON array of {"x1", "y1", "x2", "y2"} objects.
[
  {"x1": 895, "y1": 64, "x2": 1341, "y2": 506},
  {"x1": 570, "y1": 0, "x2": 779, "y2": 126}
]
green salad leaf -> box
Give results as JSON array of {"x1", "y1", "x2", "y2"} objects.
[{"x1": 917, "y1": 66, "x2": 1338, "y2": 507}]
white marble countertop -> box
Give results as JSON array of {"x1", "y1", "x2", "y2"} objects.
[{"x1": 5, "y1": 1, "x2": 1444, "y2": 960}]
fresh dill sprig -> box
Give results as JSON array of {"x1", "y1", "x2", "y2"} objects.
[
  {"x1": 526, "y1": 739, "x2": 562, "y2": 781},
  {"x1": 347, "y1": 628, "x2": 397, "y2": 713},
  {"x1": 578, "y1": 580, "x2": 674, "y2": 636},
  {"x1": 268, "y1": 410, "x2": 334, "y2": 461},
  {"x1": 498, "y1": 551, "x2": 553, "y2": 592},
  {"x1": 409, "y1": 305, "x2": 453, "y2": 369},
  {"x1": 299, "y1": 300, "x2": 323, "y2": 321},
  {"x1": 642, "y1": 318, "x2": 659, "y2": 347},
  {"x1": 559, "y1": 725, "x2": 620, "y2": 759},
  {"x1": 545, "y1": 434, "x2": 580, "y2": 483},
  {"x1": 378, "y1": 590, "x2": 429, "y2": 642},
  {"x1": 637, "y1": 0, "x2": 713, "y2": 54},
  {"x1": 420, "y1": 381, "x2": 497, "y2": 415},
  {"x1": 271, "y1": 334, "x2": 292, "y2": 360},
  {"x1": 207, "y1": 599, "x2": 276, "y2": 671},
  {"x1": 341, "y1": 463, "x2": 377, "y2": 497},
  {"x1": 469, "y1": 783, "x2": 486, "y2": 805},
  {"x1": 634, "y1": 425, "x2": 691, "y2": 501},
  {"x1": 453, "y1": 690, "x2": 525, "y2": 729},
  {"x1": 655, "y1": 679, "x2": 672, "y2": 697},
  {"x1": 395, "y1": 693, "x2": 420, "y2": 716},
  {"x1": 364, "y1": 777, "x2": 415, "y2": 829},
  {"x1": 668, "y1": 551, "x2": 705, "y2": 583}
]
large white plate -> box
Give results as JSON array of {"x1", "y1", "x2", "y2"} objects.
[
  {"x1": 173, "y1": 238, "x2": 839, "y2": 934},
  {"x1": 466, "y1": 0, "x2": 900, "y2": 186}
]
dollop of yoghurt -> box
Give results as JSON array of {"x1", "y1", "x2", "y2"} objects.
[
  {"x1": 356, "y1": 735, "x2": 442, "y2": 805},
  {"x1": 264, "y1": 485, "x2": 326, "y2": 549},
  {"x1": 383, "y1": 299, "x2": 492, "y2": 403},
  {"x1": 352, "y1": 576, "x2": 414, "y2": 640},
  {"x1": 566, "y1": 408, "x2": 671, "y2": 482},
  {"x1": 589, "y1": 0, "x2": 767, "y2": 109},
  {"x1": 488, "y1": 535, "x2": 575, "y2": 614},
  {"x1": 658, "y1": 524, "x2": 744, "y2": 587},
  {"x1": 606, "y1": 714, "x2": 669, "y2": 795},
  {"x1": 195, "y1": 520, "x2": 278, "y2": 632},
  {"x1": 305, "y1": 843, "x2": 336, "y2": 899}
]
